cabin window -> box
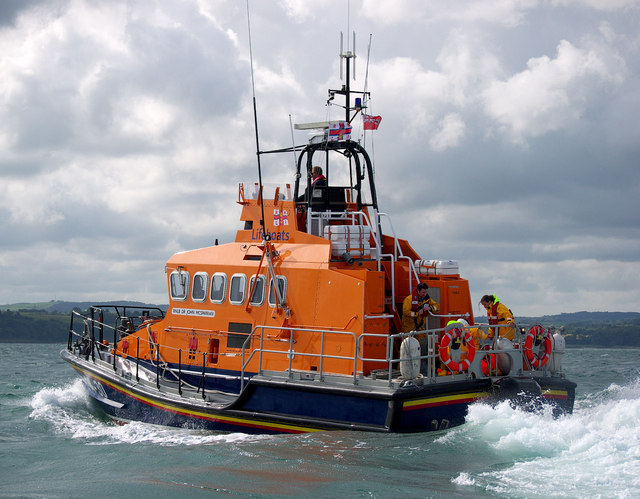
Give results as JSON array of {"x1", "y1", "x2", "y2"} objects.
[
  {"x1": 192, "y1": 272, "x2": 208, "y2": 302},
  {"x1": 268, "y1": 276, "x2": 287, "y2": 307},
  {"x1": 169, "y1": 270, "x2": 190, "y2": 301},
  {"x1": 249, "y1": 275, "x2": 266, "y2": 306},
  {"x1": 229, "y1": 274, "x2": 247, "y2": 305},
  {"x1": 210, "y1": 273, "x2": 227, "y2": 303},
  {"x1": 227, "y1": 322, "x2": 252, "y2": 349}
]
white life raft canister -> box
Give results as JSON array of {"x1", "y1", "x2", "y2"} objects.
[
  {"x1": 495, "y1": 337, "x2": 514, "y2": 375},
  {"x1": 399, "y1": 336, "x2": 421, "y2": 379},
  {"x1": 549, "y1": 332, "x2": 565, "y2": 372}
]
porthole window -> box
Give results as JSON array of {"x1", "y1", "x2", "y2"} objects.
[
  {"x1": 249, "y1": 275, "x2": 266, "y2": 306},
  {"x1": 268, "y1": 276, "x2": 287, "y2": 307},
  {"x1": 170, "y1": 270, "x2": 190, "y2": 301},
  {"x1": 192, "y1": 272, "x2": 208, "y2": 302},
  {"x1": 210, "y1": 272, "x2": 227, "y2": 304},
  {"x1": 229, "y1": 274, "x2": 247, "y2": 305}
]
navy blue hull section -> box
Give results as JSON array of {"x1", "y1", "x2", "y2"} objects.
[
  {"x1": 537, "y1": 377, "x2": 578, "y2": 416},
  {"x1": 79, "y1": 371, "x2": 315, "y2": 434},
  {"x1": 66, "y1": 353, "x2": 576, "y2": 434},
  {"x1": 240, "y1": 382, "x2": 390, "y2": 427},
  {"x1": 77, "y1": 370, "x2": 495, "y2": 433}
]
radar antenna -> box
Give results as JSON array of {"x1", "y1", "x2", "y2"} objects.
[{"x1": 332, "y1": 32, "x2": 369, "y2": 125}]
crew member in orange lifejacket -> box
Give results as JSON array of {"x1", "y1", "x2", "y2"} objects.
[{"x1": 480, "y1": 294, "x2": 515, "y2": 340}]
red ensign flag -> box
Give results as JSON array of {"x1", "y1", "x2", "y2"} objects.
[{"x1": 363, "y1": 114, "x2": 382, "y2": 130}]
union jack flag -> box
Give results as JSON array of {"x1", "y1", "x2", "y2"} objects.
[{"x1": 328, "y1": 122, "x2": 352, "y2": 141}]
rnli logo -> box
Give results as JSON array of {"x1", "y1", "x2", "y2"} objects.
[
  {"x1": 251, "y1": 209, "x2": 291, "y2": 241},
  {"x1": 273, "y1": 209, "x2": 289, "y2": 227}
]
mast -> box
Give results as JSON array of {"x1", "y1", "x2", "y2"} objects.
[
  {"x1": 291, "y1": 31, "x2": 378, "y2": 213},
  {"x1": 338, "y1": 32, "x2": 357, "y2": 123},
  {"x1": 245, "y1": 0, "x2": 269, "y2": 241}
]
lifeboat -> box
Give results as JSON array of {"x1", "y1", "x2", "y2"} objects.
[{"x1": 61, "y1": 39, "x2": 576, "y2": 434}]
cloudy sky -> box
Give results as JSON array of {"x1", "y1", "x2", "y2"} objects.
[{"x1": 1, "y1": 0, "x2": 639, "y2": 316}]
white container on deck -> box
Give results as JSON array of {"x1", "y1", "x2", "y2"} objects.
[
  {"x1": 324, "y1": 225, "x2": 371, "y2": 258},
  {"x1": 416, "y1": 259, "x2": 459, "y2": 275}
]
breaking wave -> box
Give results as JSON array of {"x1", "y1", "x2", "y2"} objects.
[
  {"x1": 449, "y1": 377, "x2": 640, "y2": 498},
  {"x1": 29, "y1": 379, "x2": 260, "y2": 446}
]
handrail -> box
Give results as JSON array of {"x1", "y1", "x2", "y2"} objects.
[
  {"x1": 67, "y1": 311, "x2": 254, "y2": 396},
  {"x1": 307, "y1": 206, "x2": 427, "y2": 319},
  {"x1": 240, "y1": 325, "x2": 360, "y2": 391},
  {"x1": 68, "y1": 307, "x2": 559, "y2": 398},
  {"x1": 429, "y1": 312, "x2": 471, "y2": 319}
]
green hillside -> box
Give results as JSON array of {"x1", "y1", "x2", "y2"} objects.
[
  {"x1": 0, "y1": 309, "x2": 70, "y2": 343},
  {"x1": 0, "y1": 302, "x2": 168, "y2": 343},
  {"x1": 517, "y1": 312, "x2": 640, "y2": 347},
  {"x1": 1, "y1": 301, "x2": 61, "y2": 312}
]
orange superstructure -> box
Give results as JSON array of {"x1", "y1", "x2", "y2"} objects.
[{"x1": 116, "y1": 164, "x2": 474, "y2": 380}]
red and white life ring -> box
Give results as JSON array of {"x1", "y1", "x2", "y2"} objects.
[
  {"x1": 439, "y1": 325, "x2": 476, "y2": 372},
  {"x1": 524, "y1": 325, "x2": 552, "y2": 369}
]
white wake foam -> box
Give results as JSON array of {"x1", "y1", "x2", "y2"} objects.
[
  {"x1": 450, "y1": 377, "x2": 640, "y2": 497},
  {"x1": 29, "y1": 379, "x2": 260, "y2": 446}
]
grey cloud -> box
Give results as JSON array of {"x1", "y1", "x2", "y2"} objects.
[
  {"x1": 1, "y1": 0, "x2": 639, "y2": 315},
  {"x1": 0, "y1": 0, "x2": 51, "y2": 26}
]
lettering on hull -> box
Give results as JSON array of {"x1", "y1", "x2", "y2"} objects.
[
  {"x1": 171, "y1": 308, "x2": 216, "y2": 317},
  {"x1": 251, "y1": 228, "x2": 290, "y2": 241}
]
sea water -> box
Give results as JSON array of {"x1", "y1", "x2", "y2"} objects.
[{"x1": 1, "y1": 344, "x2": 639, "y2": 498}]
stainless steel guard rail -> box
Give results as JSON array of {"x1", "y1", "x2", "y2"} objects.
[{"x1": 68, "y1": 308, "x2": 554, "y2": 398}]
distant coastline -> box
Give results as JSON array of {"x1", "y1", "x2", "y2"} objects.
[
  {"x1": 1, "y1": 301, "x2": 639, "y2": 346},
  {"x1": 0, "y1": 301, "x2": 167, "y2": 344}
]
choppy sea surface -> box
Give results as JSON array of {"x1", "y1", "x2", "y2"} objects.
[{"x1": 1, "y1": 344, "x2": 639, "y2": 498}]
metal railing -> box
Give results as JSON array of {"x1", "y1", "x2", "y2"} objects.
[
  {"x1": 68, "y1": 311, "x2": 253, "y2": 397},
  {"x1": 239, "y1": 325, "x2": 361, "y2": 391},
  {"x1": 68, "y1": 307, "x2": 561, "y2": 399}
]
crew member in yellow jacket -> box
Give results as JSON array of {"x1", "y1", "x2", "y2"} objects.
[
  {"x1": 402, "y1": 283, "x2": 440, "y2": 373},
  {"x1": 453, "y1": 318, "x2": 487, "y2": 350},
  {"x1": 480, "y1": 294, "x2": 516, "y2": 340},
  {"x1": 402, "y1": 283, "x2": 440, "y2": 334}
]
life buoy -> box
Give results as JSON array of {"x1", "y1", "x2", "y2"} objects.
[
  {"x1": 524, "y1": 325, "x2": 552, "y2": 369},
  {"x1": 439, "y1": 325, "x2": 476, "y2": 372}
]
